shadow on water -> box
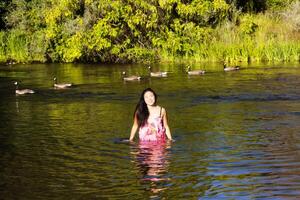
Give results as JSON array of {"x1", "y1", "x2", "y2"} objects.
[{"x1": 0, "y1": 63, "x2": 300, "y2": 199}]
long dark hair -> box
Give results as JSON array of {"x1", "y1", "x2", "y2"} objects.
[{"x1": 134, "y1": 88, "x2": 157, "y2": 127}]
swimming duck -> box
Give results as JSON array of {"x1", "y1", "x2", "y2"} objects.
[
  {"x1": 187, "y1": 66, "x2": 205, "y2": 75},
  {"x1": 148, "y1": 66, "x2": 168, "y2": 77},
  {"x1": 53, "y1": 77, "x2": 72, "y2": 89},
  {"x1": 122, "y1": 72, "x2": 141, "y2": 81},
  {"x1": 14, "y1": 82, "x2": 35, "y2": 95},
  {"x1": 7, "y1": 61, "x2": 16, "y2": 65},
  {"x1": 223, "y1": 63, "x2": 240, "y2": 71}
]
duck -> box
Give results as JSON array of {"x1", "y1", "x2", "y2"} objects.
[
  {"x1": 148, "y1": 66, "x2": 168, "y2": 77},
  {"x1": 187, "y1": 66, "x2": 205, "y2": 75},
  {"x1": 122, "y1": 72, "x2": 141, "y2": 81},
  {"x1": 223, "y1": 62, "x2": 240, "y2": 71},
  {"x1": 7, "y1": 61, "x2": 16, "y2": 65},
  {"x1": 53, "y1": 77, "x2": 72, "y2": 89},
  {"x1": 14, "y1": 82, "x2": 35, "y2": 95}
]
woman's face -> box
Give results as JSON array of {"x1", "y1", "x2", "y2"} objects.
[{"x1": 144, "y1": 91, "x2": 156, "y2": 106}]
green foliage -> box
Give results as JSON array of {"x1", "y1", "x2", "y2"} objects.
[
  {"x1": 156, "y1": 20, "x2": 214, "y2": 58},
  {"x1": 238, "y1": 15, "x2": 258, "y2": 35},
  {"x1": 176, "y1": 0, "x2": 230, "y2": 26},
  {"x1": 0, "y1": 0, "x2": 299, "y2": 64},
  {"x1": 28, "y1": 30, "x2": 49, "y2": 62},
  {"x1": 0, "y1": 31, "x2": 7, "y2": 62},
  {"x1": 266, "y1": 0, "x2": 295, "y2": 11},
  {"x1": 6, "y1": 29, "x2": 29, "y2": 62},
  {"x1": 122, "y1": 47, "x2": 157, "y2": 63}
]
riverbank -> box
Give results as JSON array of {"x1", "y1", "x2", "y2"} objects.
[{"x1": 0, "y1": 1, "x2": 299, "y2": 65}]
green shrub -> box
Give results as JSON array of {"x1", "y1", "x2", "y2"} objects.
[
  {"x1": 0, "y1": 31, "x2": 6, "y2": 62},
  {"x1": 6, "y1": 29, "x2": 29, "y2": 63}
]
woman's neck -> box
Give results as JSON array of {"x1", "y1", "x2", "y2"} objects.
[
  {"x1": 147, "y1": 105, "x2": 157, "y2": 110},
  {"x1": 147, "y1": 105, "x2": 161, "y2": 118}
]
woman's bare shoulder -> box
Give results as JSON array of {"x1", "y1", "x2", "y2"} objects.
[{"x1": 159, "y1": 106, "x2": 167, "y2": 115}]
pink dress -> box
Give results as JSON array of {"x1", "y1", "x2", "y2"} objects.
[{"x1": 139, "y1": 113, "x2": 166, "y2": 142}]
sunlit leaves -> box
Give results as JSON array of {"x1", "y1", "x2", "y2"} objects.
[
  {"x1": 1, "y1": 0, "x2": 299, "y2": 63},
  {"x1": 57, "y1": 32, "x2": 83, "y2": 62},
  {"x1": 238, "y1": 14, "x2": 258, "y2": 35}
]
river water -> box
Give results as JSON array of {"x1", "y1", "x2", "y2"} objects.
[{"x1": 0, "y1": 63, "x2": 300, "y2": 199}]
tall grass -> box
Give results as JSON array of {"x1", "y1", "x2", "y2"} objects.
[
  {"x1": 6, "y1": 30, "x2": 29, "y2": 63},
  {"x1": 1, "y1": 29, "x2": 49, "y2": 63},
  {"x1": 159, "y1": 9, "x2": 300, "y2": 64},
  {"x1": 0, "y1": 31, "x2": 6, "y2": 62}
]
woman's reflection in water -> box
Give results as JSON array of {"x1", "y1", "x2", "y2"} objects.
[{"x1": 130, "y1": 140, "x2": 172, "y2": 197}]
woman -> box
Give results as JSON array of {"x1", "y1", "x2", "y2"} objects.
[{"x1": 129, "y1": 88, "x2": 172, "y2": 142}]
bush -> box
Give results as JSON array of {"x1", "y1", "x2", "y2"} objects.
[{"x1": 6, "y1": 29, "x2": 29, "y2": 63}]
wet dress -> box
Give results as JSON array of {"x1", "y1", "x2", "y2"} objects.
[{"x1": 139, "y1": 107, "x2": 166, "y2": 142}]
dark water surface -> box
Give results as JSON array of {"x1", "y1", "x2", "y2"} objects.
[{"x1": 0, "y1": 63, "x2": 300, "y2": 199}]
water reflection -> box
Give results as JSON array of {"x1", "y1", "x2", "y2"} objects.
[
  {"x1": 130, "y1": 141, "x2": 172, "y2": 197},
  {"x1": 15, "y1": 97, "x2": 19, "y2": 113}
]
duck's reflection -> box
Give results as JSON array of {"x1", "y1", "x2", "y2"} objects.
[{"x1": 130, "y1": 140, "x2": 172, "y2": 196}]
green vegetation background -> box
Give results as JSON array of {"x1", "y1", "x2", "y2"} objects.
[{"x1": 0, "y1": 0, "x2": 299, "y2": 64}]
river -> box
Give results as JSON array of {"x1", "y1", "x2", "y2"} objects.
[{"x1": 0, "y1": 63, "x2": 300, "y2": 199}]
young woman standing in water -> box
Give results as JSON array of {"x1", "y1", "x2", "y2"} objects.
[{"x1": 129, "y1": 88, "x2": 173, "y2": 142}]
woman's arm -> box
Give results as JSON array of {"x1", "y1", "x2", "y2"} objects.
[
  {"x1": 129, "y1": 113, "x2": 139, "y2": 141},
  {"x1": 162, "y1": 108, "x2": 172, "y2": 140}
]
